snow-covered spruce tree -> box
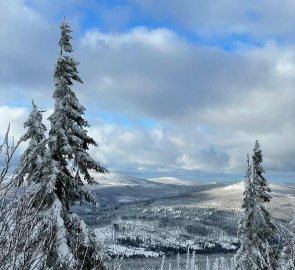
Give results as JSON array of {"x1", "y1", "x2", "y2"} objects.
[
  {"x1": 235, "y1": 154, "x2": 255, "y2": 269},
  {"x1": 45, "y1": 20, "x2": 107, "y2": 269},
  {"x1": 235, "y1": 141, "x2": 277, "y2": 270},
  {"x1": 0, "y1": 104, "x2": 55, "y2": 269},
  {"x1": 48, "y1": 20, "x2": 107, "y2": 209},
  {"x1": 15, "y1": 100, "x2": 47, "y2": 186},
  {"x1": 5, "y1": 21, "x2": 108, "y2": 270},
  {"x1": 251, "y1": 140, "x2": 278, "y2": 268},
  {"x1": 279, "y1": 212, "x2": 295, "y2": 269}
]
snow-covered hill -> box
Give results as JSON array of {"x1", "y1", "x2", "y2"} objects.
[
  {"x1": 90, "y1": 172, "x2": 196, "y2": 187},
  {"x1": 90, "y1": 172, "x2": 158, "y2": 187},
  {"x1": 200, "y1": 181, "x2": 295, "y2": 220},
  {"x1": 75, "y1": 175, "x2": 295, "y2": 259},
  {"x1": 147, "y1": 177, "x2": 194, "y2": 186},
  {"x1": 87, "y1": 173, "x2": 295, "y2": 221}
]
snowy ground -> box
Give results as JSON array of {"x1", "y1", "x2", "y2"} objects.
[{"x1": 74, "y1": 173, "x2": 295, "y2": 261}]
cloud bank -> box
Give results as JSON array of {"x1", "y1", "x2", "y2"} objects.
[{"x1": 0, "y1": 0, "x2": 294, "y2": 181}]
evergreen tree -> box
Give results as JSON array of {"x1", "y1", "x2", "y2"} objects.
[
  {"x1": 235, "y1": 141, "x2": 277, "y2": 270},
  {"x1": 251, "y1": 140, "x2": 277, "y2": 268},
  {"x1": 279, "y1": 212, "x2": 295, "y2": 269},
  {"x1": 43, "y1": 20, "x2": 107, "y2": 269},
  {"x1": 235, "y1": 154, "x2": 255, "y2": 269},
  {"x1": 48, "y1": 20, "x2": 107, "y2": 209},
  {"x1": 16, "y1": 100, "x2": 47, "y2": 186},
  {"x1": 6, "y1": 21, "x2": 108, "y2": 270},
  {"x1": 1, "y1": 102, "x2": 54, "y2": 268}
]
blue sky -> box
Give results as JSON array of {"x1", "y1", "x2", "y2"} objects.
[
  {"x1": 26, "y1": 0, "x2": 294, "y2": 50},
  {"x1": 0, "y1": 0, "x2": 294, "y2": 182}
]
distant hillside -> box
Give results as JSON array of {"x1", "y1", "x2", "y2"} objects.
[
  {"x1": 90, "y1": 172, "x2": 196, "y2": 187},
  {"x1": 202, "y1": 182, "x2": 295, "y2": 220},
  {"x1": 75, "y1": 174, "x2": 295, "y2": 258},
  {"x1": 147, "y1": 176, "x2": 194, "y2": 186},
  {"x1": 90, "y1": 171, "x2": 158, "y2": 187}
]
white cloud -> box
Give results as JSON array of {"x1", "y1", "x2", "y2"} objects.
[
  {"x1": 82, "y1": 27, "x2": 181, "y2": 51},
  {"x1": 0, "y1": 106, "x2": 28, "y2": 140},
  {"x1": 79, "y1": 28, "x2": 294, "y2": 126},
  {"x1": 0, "y1": 0, "x2": 57, "y2": 106},
  {"x1": 0, "y1": 0, "x2": 293, "y2": 178},
  {"x1": 87, "y1": 123, "x2": 237, "y2": 174}
]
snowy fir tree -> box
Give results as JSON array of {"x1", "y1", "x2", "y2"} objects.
[
  {"x1": 279, "y1": 211, "x2": 295, "y2": 269},
  {"x1": 235, "y1": 154, "x2": 255, "y2": 269},
  {"x1": 235, "y1": 141, "x2": 277, "y2": 270},
  {"x1": 0, "y1": 102, "x2": 53, "y2": 268},
  {"x1": 1, "y1": 21, "x2": 108, "y2": 270},
  {"x1": 43, "y1": 20, "x2": 107, "y2": 269},
  {"x1": 48, "y1": 20, "x2": 107, "y2": 209},
  {"x1": 15, "y1": 100, "x2": 47, "y2": 186}
]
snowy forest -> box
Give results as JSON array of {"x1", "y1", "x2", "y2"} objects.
[{"x1": 0, "y1": 21, "x2": 294, "y2": 270}]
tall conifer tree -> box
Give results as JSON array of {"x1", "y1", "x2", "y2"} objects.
[
  {"x1": 48, "y1": 20, "x2": 107, "y2": 209},
  {"x1": 16, "y1": 100, "x2": 47, "y2": 186},
  {"x1": 235, "y1": 141, "x2": 277, "y2": 270},
  {"x1": 43, "y1": 20, "x2": 107, "y2": 269},
  {"x1": 235, "y1": 154, "x2": 256, "y2": 269},
  {"x1": 6, "y1": 21, "x2": 107, "y2": 270}
]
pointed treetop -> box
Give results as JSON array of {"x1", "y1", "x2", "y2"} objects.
[
  {"x1": 31, "y1": 99, "x2": 46, "y2": 114},
  {"x1": 252, "y1": 139, "x2": 264, "y2": 170},
  {"x1": 31, "y1": 99, "x2": 36, "y2": 109},
  {"x1": 59, "y1": 19, "x2": 73, "y2": 55},
  {"x1": 253, "y1": 140, "x2": 262, "y2": 156},
  {"x1": 235, "y1": 140, "x2": 277, "y2": 269},
  {"x1": 23, "y1": 101, "x2": 47, "y2": 140},
  {"x1": 254, "y1": 139, "x2": 260, "y2": 151}
]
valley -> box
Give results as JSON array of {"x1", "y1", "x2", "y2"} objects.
[{"x1": 74, "y1": 172, "x2": 295, "y2": 260}]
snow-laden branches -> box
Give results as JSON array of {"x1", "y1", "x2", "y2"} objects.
[
  {"x1": 0, "y1": 131, "x2": 107, "y2": 269},
  {"x1": 0, "y1": 19, "x2": 109, "y2": 269},
  {"x1": 235, "y1": 141, "x2": 278, "y2": 270},
  {"x1": 277, "y1": 223, "x2": 295, "y2": 269}
]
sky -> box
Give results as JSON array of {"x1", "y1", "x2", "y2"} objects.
[{"x1": 0, "y1": 0, "x2": 294, "y2": 182}]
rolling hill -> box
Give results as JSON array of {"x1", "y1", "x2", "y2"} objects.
[{"x1": 74, "y1": 172, "x2": 295, "y2": 258}]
